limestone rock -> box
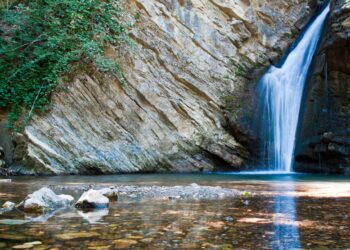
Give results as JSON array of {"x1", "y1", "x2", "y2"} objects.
[
  {"x1": 75, "y1": 189, "x2": 109, "y2": 209},
  {"x1": 5, "y1": 0, "x2": 320, "y2": 174},
  {"x1": 20, "y1": 187, "x2": 74, "y2": 213}
]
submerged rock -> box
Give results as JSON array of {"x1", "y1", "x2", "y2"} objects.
[
  {"x1": 20, "y1": 187, "x2": 74, "y2": 213},
  {"x1": 75, "y1": 189, "x2": 109, "y2": 209},
  {"x1": 113, "y1": 239, "x2": 138, "y2": 249},
  {"x1": 12, "y1": 241, "x2": 42, "y2": 249},
  {"x1": 56, "y1": 232, "x2": 99, "y2": 240}
]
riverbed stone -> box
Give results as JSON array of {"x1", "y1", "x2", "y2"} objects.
[
  {"x1": 20, "y1": 187, "x2": 74, "y2": 213},
  {"x1": 2, "y1": 201, "x2": 15, "y2": 210},
  {"x1": 12, "y1": 241, "x2": 42, "y2": 249},
  {"x1": 113, "y1": 239, "x2": 138, "y2": 249},
  {"x1": 75, "y1": 189, "x2": 109, "y2": 209},
  {"x1": 56, "y1": 232, "x2": 99, "y2": 240}
]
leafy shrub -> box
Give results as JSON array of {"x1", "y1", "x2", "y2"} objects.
[{"x1": 0, "y1": 0, "x2": 131, "y2": 130}]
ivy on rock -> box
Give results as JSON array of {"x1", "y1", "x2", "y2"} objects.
[{"x1": 0, "y1": 0, "x2": 132, "y2": 130}]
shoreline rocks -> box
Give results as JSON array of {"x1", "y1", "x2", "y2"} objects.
[{"x1": 59, "y1": 183, "x2": 240, "y2": 202}]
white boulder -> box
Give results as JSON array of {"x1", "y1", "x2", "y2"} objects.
[
  {"x1": 21, "y1": 187, "x2": 74, "y2": 213},
  {"x1": 75, "y1": 189, "x2": 109, "y2": 209},
  {"x1": 2, "y1": 201, "x2": 15, "y2": 210}
]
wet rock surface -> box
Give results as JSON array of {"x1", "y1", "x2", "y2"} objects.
[
  {"x1": 75, "y1": 189, "x2": 110, "y2": 209},
  {"x1": 1, "y1": 0, "x2": 319, "y2": 175},
  {"x1": 20, "y1": 187, "x2": 74, "y2": 213},
  {"x1": 296, "y1": 0, "x2": 350, "y2": 174}
]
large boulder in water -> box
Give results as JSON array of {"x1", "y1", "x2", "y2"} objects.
[
  {"x1": 20, "y1": 187, "x2": 74, "y2": 213},
  {"x1": 75, "y1": 189, "x2": 109, "y2": 209}
]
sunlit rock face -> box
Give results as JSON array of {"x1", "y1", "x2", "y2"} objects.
[
  {"x1": 296, "y1": 0, "x2": 350, "y2": 175},
  {"x1": 4, "y1": 0, "x2": 318, "y2": 174}
]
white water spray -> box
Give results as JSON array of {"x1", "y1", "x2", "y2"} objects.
[{"x1": 258, "y1": 4, "x2": 330, "y2": 172}]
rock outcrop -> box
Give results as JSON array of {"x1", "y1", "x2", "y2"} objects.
[
  {"x1": 296, "y1": 0, "x2": 350, "y2": 175},
  {"x1": 1, "y1": 0, "x2": 319, "y2": 175}
]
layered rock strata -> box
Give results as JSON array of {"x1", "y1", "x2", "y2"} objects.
[{"x1": 0, "y1": 0, "x2": 318, "y2": 174}]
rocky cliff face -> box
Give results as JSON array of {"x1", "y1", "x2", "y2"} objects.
[
  {"x1": 0, "y1": 0, "x2": 318, "y2": 175},
  {"x1": 296, "y1": 0, "x2": 350, "y2": 175}
]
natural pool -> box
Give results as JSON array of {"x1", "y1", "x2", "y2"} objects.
[{"x1": 0, "y1": 173, "x2": 350, "y2": 249}]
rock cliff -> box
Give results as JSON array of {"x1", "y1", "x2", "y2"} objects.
[
  {"x1": 296, "y1": 0, "x2": 350, "y2": 175},
  {"x1": 1, "y1": 0, "x2": 318, "y2": 175}
]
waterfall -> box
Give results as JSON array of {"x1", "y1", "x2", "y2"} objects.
[{"x1": 257, "y1": 4, "x2": 330, "y2": 172}]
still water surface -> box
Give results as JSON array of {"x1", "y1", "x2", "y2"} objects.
[{"x1": 0, "y1": 173, "x2": 349, "y2": 249}]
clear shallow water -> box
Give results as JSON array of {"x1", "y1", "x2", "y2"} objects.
[{"x1": 0, "y1": 173, "x2": 350, "y2": 249}]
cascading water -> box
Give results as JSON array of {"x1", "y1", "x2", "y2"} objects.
[{"x1": 257, "y1": 3, "x2": 330, "y2": 172}]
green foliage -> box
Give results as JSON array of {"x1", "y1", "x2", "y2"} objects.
[
  {"x1": 0, "y1": 0, "x2": 131, "y2": 130},
  {"x1": 234, "y1": 65, "x2": 246, "y2": 77}
]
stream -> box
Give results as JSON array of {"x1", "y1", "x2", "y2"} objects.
[{"x1": 0, "y1": 173, "x2": 349, "y2": 249}]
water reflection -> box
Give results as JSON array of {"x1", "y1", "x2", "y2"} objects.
[
  {"x1": 1, "y1": 174, "x2": 350, "y2": 249},
  {"x1": 272, "y1": 176, "x2": 300, "y2": 249},
  {"x1": 77, "y1": 208, "x2": 109, "y2": 224}
]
